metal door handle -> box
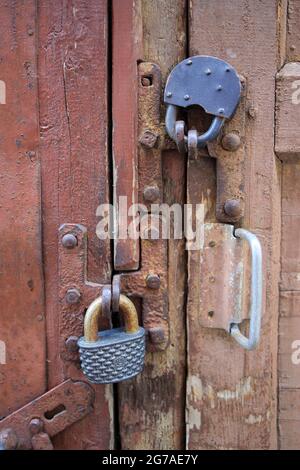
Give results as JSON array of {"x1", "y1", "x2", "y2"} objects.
[{"x1": 230, "y1": 229, "x2": 263, "y2": 350}]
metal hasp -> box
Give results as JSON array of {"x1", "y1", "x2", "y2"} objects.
[
  {"x1": 230, "y1": 228, "x2": 263, "y2": 350},
  {"x1": 164, "y1": 56, "x2": 241, "y2": 150},
  {"x1": 198, "y1": 224, "x2": 263, "y2": 351}
]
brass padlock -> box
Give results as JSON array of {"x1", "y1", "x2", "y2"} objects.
[{"x1": 78, "y1": 294, "x2": 145, "y2": 384}]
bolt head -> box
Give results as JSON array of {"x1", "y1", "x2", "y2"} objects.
[
  {"x1": 146, "y1": 274, "x2": 161, "y2": 290},
  {"x1": 166, "y1": 91, "x2": 172, "y2": 97},
  {"x1": 65, "y1": 288, "x2": 81, "y2": 305},
  {"x1": 141, "y1": 76, "x2": 151, "y2": 87},
  {"x1": 186, "y1": 59, "x2": 192, "y2": 65},
  {"x1": 65, "y1": 335, "x2": 79, "y2": 352},
  {"x1": 29, "y1": 418, "x2": 44, "y2": 435},
  {"x1": 143, "y1": 185, "x2": 160, "y2": 202},
  {"x1": 184, "y1": 94, "x2": 190, "y2": 101},
  {"x1": 148, "y1": 327, "x2": 165, "y2": 344},
  {"x1": 0, "y1": 429, "x2": 18, "y2": 450},
  {"x1": 222, "y1": 133, "x2": 241, "y2": 151},
  {"x1": 62, "y1": 233, "x2": 78, "y2": 249},
  {"x1": 218, "y1": 108, "x2": 225, "y2": 114},
  {"x1": 139, "y1": 129, "x2": 159, "y2": 149},
  {"x1": 224, "y1": 199, "x2": 242, "y2": 218},
  {"x1": 217, "y1": 85, "x2": 222, "y2": 91},
  {"x1": 205, "y1": 68, "x2": 211, "y2": 75}
]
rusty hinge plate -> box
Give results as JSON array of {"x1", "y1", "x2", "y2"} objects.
[
  {"x1": 0, "y1": 380, "x2": 94, "y2": 449},
  {"x1": 198, "y1": 223, "x2": 249, "y2": 331},
  {"x1": 59, "y1": 223, "x2": 168, "y2": 357}
]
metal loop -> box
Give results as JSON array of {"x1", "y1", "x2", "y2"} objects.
[
  {"x1": 165, "y1": 104, "x2": 225, "y2": 151},
  {"x1": 230, "y1": 229, "x2": 263, "y2": 350},
  {"x1": 83, "y1": 294, "x2": 139, "y2": 343}
]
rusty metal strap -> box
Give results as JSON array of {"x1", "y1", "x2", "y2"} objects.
[{"x1": 0, "y1": 380, "x2": 94, "y2": 449}]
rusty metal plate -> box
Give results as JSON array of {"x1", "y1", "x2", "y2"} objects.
[
  {"x1": 199, "y1": 223, "x2": 249, "y2": 331},
  {"x1": 0, "y1": 380, "x2": 94, "y2": 449}
]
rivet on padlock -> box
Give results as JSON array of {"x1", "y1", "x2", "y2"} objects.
[{"x1": 78, "y1": 294, "x2": 145, "y2": 384}]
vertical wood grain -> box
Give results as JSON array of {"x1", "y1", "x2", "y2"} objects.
[
  {"x1": 38, "y1": 0, "x2": 113, "y2": 449},
  {"x1": 112, "y1": 0, "x2": 141, "y2": 271},
  {"x1": 0, "y1": 0, "x2": 46, "y2": 418},
  {"x1": 117, "y1": 0, "x2": 187, "y2": 450},
  {"x1": 187, "y1": 0, "x2": 281, "y2": 450},
  {"x1": 279, "y1": 163, "x2": 300, "y2": 449}
]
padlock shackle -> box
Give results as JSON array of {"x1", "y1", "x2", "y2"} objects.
[{"x1": 84, "y1": 294, "x2": 139, "y2": 342}]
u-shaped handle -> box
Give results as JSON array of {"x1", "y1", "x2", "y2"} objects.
[
  {"x1": 165, "y1": 104, "x2": 225, "y2": 150},
  {"x1": 84, "y1": 294, "x2": 139, "y2": 342},
  {"x1": 230, "y1": 229, "x2": 263, "y2": 350}
]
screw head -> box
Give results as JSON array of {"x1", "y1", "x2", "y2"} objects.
[
  {"x1": 166, "y1": 91, "x2": 172, "y2": 97},
  {"x1": 222, "y1": 133, "x2": 241, "y2": 151},
  {"x1": 217, "y1": 85, "x2": 223, "y2": 91},
  {"x1": 65, "y1": 288, "x2": 81, "y2": 305},
  {"x1": 65, "y1": 335, "x2": 79, "y2": 352},
  {"x1": 209, "y1": 241, "x2": 216, "y2": 248},
  {"x1": 146, "y1": 274, "x2": 161, "y2": 289},
  {"x1": 143, "y1": 185, "x2": 160, "y2": 202},
  {"x1": 62, "y1": 233, "x2": 78, "y2": 249},
  {"x1": 186, "y1": 59, "x2": 192, "y2": 65},
  {"x1": 248, "y1": 105, "x2": 257, "y2": 119},
  {"x1": 218, "y1": 108, "x2": 225, "y2": 114},
  {"x1": 139, "y1": 130, "x2": 159, "y2": 149},
  {"x1": 29, "y1": 419, "x2": 44, "y2": 436},
  {"x1": 224, "y1": 199, "x2": 242, "y2": 218},
  {"x1": 184, "y1": 94, "x2": 190, "y2": 101},
  {"x1": 148, "y1": 327, "x2": 165, "y2": 344},
  {"x1": 205, "y1": 68, "x2": 211, "y2": 75}
]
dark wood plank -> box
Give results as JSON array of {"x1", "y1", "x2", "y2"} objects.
[{"x1": 117, "y1": 0, "x2": 187, "y2": 450}]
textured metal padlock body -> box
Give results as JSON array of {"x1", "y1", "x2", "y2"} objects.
[{"x1": 78, "y1": 327, "x2": 145, "y2": 384}]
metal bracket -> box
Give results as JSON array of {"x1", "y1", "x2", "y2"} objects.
[
  {"x1": 198, "y1": 224, "x2": 262, "y2": 350},
  {"x1": 0, "y1": 380, "x2": 94, "y2": 449},
  {"x1": 59, "y1": 223, "x2": 168, "y2": 357},
  {"x1": 164, "y1": 56, "x2": 241, "y2": 149}
]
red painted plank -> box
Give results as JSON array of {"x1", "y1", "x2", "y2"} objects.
[
  {"x1": 38, "y1": 0, "x2": 113, "y2": 449},
  {"x1": 112, "y1": 0, "x2": 140, "y2": 270},
  {"x1": 0, "y1": 0, "x2": 46, "y2": 417}
]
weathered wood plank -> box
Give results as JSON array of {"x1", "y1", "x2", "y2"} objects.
[
  {"x1": 0, "y1": 0, "x2": 46, "y2": 418},
  {"x1": 279, "y1": 160, "x2": 300, "y2": 449},
  {"x1": 118, "y1": 0, "x2": 187, "y2": 450},
  {"x1": 279, "y1": 389, "x2": 300, "y2": 449},
  {"x1": 276, "y1": 63, "x2": 300, "y2": 161},
  {"x1": 38, "y1": 0, "x2": 113, "y2": 449},
  {"x1": 287, "y1": 0, "x2": 300, "y2": 62},
  {"x1": 112, "y1": 0, "x2": 140, "y2": 270},
  {"x1": 187, "y1": 0, "x2": 281, "y2": 450}
]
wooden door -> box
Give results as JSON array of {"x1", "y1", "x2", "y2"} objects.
[{"x1": 0, "y1": 0, "x2": 299, "y2": 450}]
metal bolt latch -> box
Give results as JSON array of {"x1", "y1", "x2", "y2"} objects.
[{"x1": 164, "y1": 55, "x2": 241, "y2": 152}]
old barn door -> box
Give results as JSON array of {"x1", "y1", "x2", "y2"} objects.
[{"x1": 0, "y1": 0, "x2": 299, "y2": 451}]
